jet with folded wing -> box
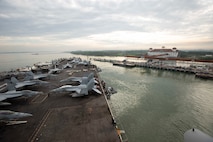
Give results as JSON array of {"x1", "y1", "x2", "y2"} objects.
[
  {"x1": 1, "y1": 90, "x2": 43, "y2": 98},
  {"x1": 51, "y1": 78, "x2": 101, "y2": 97},
  {"x1": 0, "y1": 90, "x2": 43, "y2": 105},
  {"x1": 11, "y1": 77, "x2": 49, "y2": 89},
  {"x1": 48, "y1": 67, "x2": 62, "y2": 74},
  {"x1": 60, "y1": 72, "x2": 98, "y2": 84},
  {"x1": 0, "y1": 110, "x2": 32, "y2": 125},
  {"x1": 26, "y1": 71, "x2": 56, "y2": 80},
  {"x1": 0, "y1": 94, "x2": 23, "y2": 106},
  {"x1": 62, "y1": 63, "x2": 73, "y2": 69}
]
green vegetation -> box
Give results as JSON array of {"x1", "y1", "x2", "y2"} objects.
[
  {"x1": 71, "y1": 50, "x2": 213, "y2": 60},
  {"x1": 71, "y1": 50, "x2": 147, "y2": 57},
  {"x1": 179, "y1": 50, "x2": 213, "y2": 60}
]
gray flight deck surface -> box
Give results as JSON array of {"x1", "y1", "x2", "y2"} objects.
[{"x1": 0, "y1": 63, "x2": 120, "y2": 142}]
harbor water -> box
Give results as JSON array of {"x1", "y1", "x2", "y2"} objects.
[{"x1": 1, "y1": 52, "x2": 213, "y2": 142}]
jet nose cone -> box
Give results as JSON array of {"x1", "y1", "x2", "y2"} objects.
[
  {"x1": 20, "y1": 112, "x2": 33, "y2": 117},
  {"x1": 24, "y1": 113, "x2": 33, "y2": 117},
  {"x1": 50, "y1": 89, "x2": 55, "y2": 92},
  {"x1": 41, "y1": 81, "x2": 49, "y2": 84},
  {"x1": 38, "y1": 91, "x2": 44, "y2": 95}
]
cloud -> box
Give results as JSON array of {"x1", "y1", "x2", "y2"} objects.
[{"x1": 0, "y1": 0, "x2": 213, "y2": 51}]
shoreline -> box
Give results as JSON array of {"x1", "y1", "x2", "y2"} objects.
[{"x1": 93, "y1": 58, "x2": 213, "y2": 80}]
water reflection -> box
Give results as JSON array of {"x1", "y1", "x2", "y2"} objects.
[
  {"x1": 1, "y1": 53, "x2": 212, "y2": 142},
  {"x1": 96, "y1": 61, "x2": 213, "y2": 142}
]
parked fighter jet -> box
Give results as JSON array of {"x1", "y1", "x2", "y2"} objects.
[
  {"x1": 62, "y1": 63, "x2": 72, "y2": 69},
  {"x1": 51, "y1": 78, "x2": 101, "y2": 97},
  {"x1": 0, "y1": 110, "x2": 32, "y2": 125},
  {"x1": 0, "y1": 94, "x2": 23, "y2": 106},
  {"x1": 70, "y1": 58, "x2": 91, "y2": 66},
  {"x1": 0, "y1": 90, "x2": 43, "y2": 105},
  {"x1": 1, "y1": 90, "x2": 43, "y2": 98},
  {"x1": 48, "y1": 67, "x2": 62, "y2": 74},
  {"x1": 26, "y1": 71, "x2": 56, "y2": 80},
  {"x1": 35, "y1": 62, "x2": 52, "y2": 67},
  {"x1": 78, "y1": 60, "x2": 91, "y2": 66},
  {"x1": 11, "y1": 77, "x2": 49, "y2": 89},
  {"x1": 60, "y1": 72, "x2": 98, "y2": 84}
]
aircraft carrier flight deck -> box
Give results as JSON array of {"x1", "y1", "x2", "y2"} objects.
[{"x1": 0, "y1": 58, "x2": 121, "y2": 142}]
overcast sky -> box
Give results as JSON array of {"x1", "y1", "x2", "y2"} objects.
[{"x1": 0, "y1": 0, "x2": 213, "y2": 52}]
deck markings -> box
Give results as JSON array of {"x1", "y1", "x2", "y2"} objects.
[
  {"x1": 28, "y1": 110, "x2": 51, "y2": 142},
  {"x1": 30, "y1": 94, "x2": 48, "y2": 104}
]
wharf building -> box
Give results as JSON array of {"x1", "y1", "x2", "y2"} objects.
[
  {"x1": 147, "y1": 47, "x2": 179, "y2": 58},
  {"x1": 145, "y1": 47, "x2": 179, "y2": 66}
]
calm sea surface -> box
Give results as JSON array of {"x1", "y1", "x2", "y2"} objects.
[{"x1": 1, "y1": 52, "x2": 213, "y2": 142}]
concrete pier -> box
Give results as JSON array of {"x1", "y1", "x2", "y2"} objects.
[{"x1": 93, "y1": 58, "x2": 213, "y2": 78}]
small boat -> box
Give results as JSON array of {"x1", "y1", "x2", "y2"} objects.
[
  {"x1": 107, "y1": 87, "x2": 117, "y2": 94},
  {"x1": 32, "y1": 53, "x2": 39, "y2": 55},
  {"x1": 195, "y1": 72, "x2": 213, "y2": 80},
  {"x1": 113, "y1": 61, "x2": 136, "y2": 68}
]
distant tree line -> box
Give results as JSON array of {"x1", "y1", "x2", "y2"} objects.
[
  {"x1": 71, "y1": 50, "x2": 213, "y2": 60},
  {"x1": 179, "y1": 51, "x2": 213, "y2": 60},
  {"x1": 71, "y1": 50, "x2": 147, "y2": 57}
]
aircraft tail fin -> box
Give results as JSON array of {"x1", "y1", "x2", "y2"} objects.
[
  {"x1": 81, "y1": 77, "x2": 88, "y2": 84},
  {"x1": 86, "y1": 78, "x2": 101, "y2": 95},
  {"x1": 26, "y1": 71, "x2": 34, "y2": 76},
  {"x1": 24, "y1": 75, "x2": 32, "y2": 81},
  {"x1": 11, "y1": 77, "x2": 19, "y2": 84},
  {"x1": 87, "y1": 78, "x2": 95, "y2": 91},
  {"x1": 87, "y1": 72, "x2": 94, "y2": 81},
  {"x1": 7, "y1": 83, "x2": 16, "y2": 91}
]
